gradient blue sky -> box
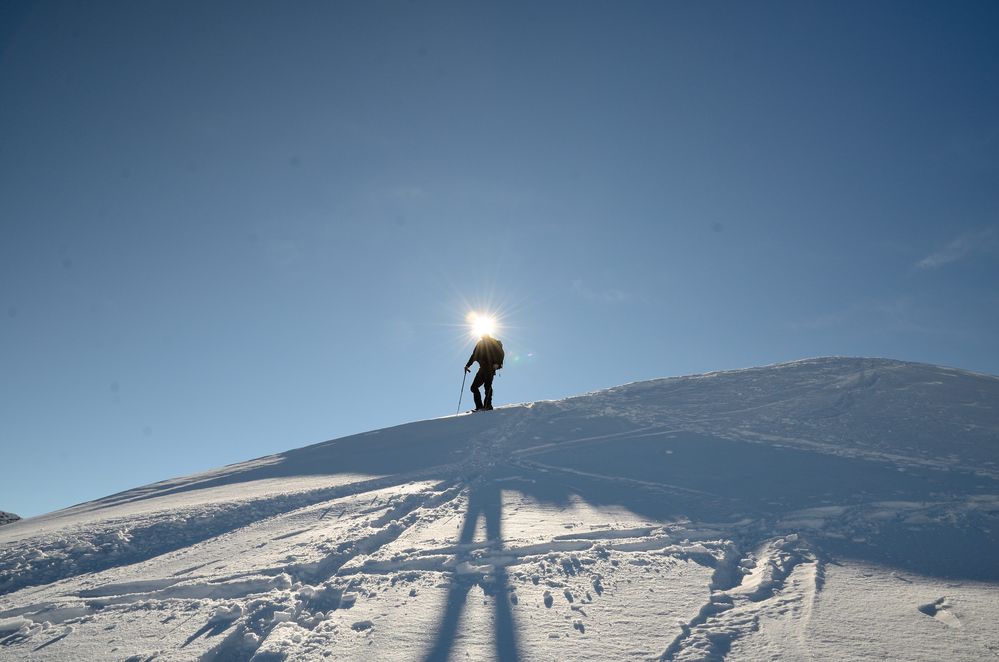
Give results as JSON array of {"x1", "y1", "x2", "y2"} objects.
[{"x1": 2, "y1": 1, "x2": 997, "y2": 517}]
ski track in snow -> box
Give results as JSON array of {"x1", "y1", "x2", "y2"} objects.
[{"x1": 1, "y1": 358, "x2": 998, "y2": 660}]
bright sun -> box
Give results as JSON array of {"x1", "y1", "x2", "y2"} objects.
[{"x1": 467, "y1": 312, "x2": 497, "y2": 338}]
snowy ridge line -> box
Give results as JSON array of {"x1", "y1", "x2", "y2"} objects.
[
  {"x1": 77, "y1": 455, "x2": 287, "y2": 512},
  {"x1": 525, "y1": 356, "x2": 891, "y2": 404},
  {"x1": 599, "y1": 357, "x2": 999, "y2": 394},
  {"x1": 533, "y1": 358, "x2": 999, "y2": 476},
  {"x1": 535, "y1": 357, "x2": 876, "y2": 411},
  {"x1": 0, "y1": 466, "x2": 457, "y2": 597}
]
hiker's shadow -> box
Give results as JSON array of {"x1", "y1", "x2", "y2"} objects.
[{"x1": 423, "y1": 478, "x2": 518, "y2": 662}]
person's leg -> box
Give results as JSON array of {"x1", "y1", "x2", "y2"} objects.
[
  {"x1": 470, "y1": 369, "x2": 485, "y2": 410},
  {"x1": 484, "y1": 371, "x2": 494, "y2": 409}
]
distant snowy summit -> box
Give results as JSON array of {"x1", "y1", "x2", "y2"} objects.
[{"x1": 0, "y1": 511, "x2": 20, "y2": 526}]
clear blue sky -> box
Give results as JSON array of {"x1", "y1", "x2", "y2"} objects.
[{"x1": 2, "y1": 1, "x2": 997, "y2": 517}]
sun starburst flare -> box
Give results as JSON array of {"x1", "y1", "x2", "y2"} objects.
[{"x1": 467, "y1": 312, "x2": 497, "y2": 339}]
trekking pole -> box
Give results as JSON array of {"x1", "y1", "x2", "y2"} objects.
[{"x1": 456, "y1": 371, "x2": 467, "y2": 415}]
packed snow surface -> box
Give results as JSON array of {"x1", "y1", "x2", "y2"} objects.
[{"x1": 1, "y1": 357, "x2": 998, "y2": 660}]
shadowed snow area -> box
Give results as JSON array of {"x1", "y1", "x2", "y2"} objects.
[{"x1": 1, "y1": 357, "x2": 998, "y2": 660}]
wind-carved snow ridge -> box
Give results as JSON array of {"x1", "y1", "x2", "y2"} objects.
[{"x1": 0, "y1": 357, "x2": 997, "y2": 660}]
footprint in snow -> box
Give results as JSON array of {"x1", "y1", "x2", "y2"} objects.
[{"x1": 917, "y1": 597, "x2": 961, "y2": 628}]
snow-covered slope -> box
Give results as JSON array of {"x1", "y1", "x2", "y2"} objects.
[
  {"x1": 1, "y1": 357, "x2": 997, "y2": 661},
  {"x1": 0, "y1": 514, "x2": 18, "y2": 528}
]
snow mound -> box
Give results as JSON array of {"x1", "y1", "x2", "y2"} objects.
[{"x1": 0, "y1": 357, "x2": 997, "y2": 660}]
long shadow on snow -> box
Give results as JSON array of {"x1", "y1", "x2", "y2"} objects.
[
  {"x1": 417, "y1": 422, "x2": 999, "y2": 660},
  {"x1": 423, "y1": 476, "x2": 519, "y2": 662},
  {"x1": 517, "y1": 428, "x2": 999, "y2": 581}
]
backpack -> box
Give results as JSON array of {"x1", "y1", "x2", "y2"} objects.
[{"x1": 493, "y1": 339, "x2": 505, "y2": 369}]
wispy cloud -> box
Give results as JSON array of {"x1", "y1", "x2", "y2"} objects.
[{"x1": 916, "y1": 228, "x2": 997, "y2": 270}]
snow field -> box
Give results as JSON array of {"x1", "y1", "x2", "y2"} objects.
[{"x1": 1, "y1": 357, "x2": 997, "y2": 660}]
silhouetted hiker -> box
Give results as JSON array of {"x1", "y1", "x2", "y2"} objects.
[{"x1": 464, "y1": 334, "x2": 504, "y2": 411}]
